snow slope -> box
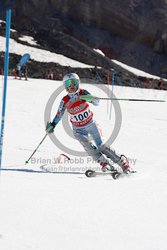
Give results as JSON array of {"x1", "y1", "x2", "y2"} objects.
[
  {"x1": 0, "y1": 36, "x2": 93, "y2": 68},
  {"x1": 112, "y1": 59, "x2": 163, "y2": 79},
  {"x1": 0, "y1": 76, "x2": 167, "y2": 250}
]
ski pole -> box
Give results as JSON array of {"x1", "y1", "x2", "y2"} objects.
[
  {"x1": 93, "y1": 97, "x2": 166, "y2": 102},
  {"x1": 25, "y1": 133, "x2": 48, "y2": 164},
  {"x1": 80, "y1": 95, "x2": 165, "y2": 102}
]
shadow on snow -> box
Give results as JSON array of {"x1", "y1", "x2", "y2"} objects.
[{"x1": 1, "y1": 168, "x2": 83, "y2": 175}]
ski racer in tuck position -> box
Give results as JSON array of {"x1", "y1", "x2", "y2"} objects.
[{"x1": 46, "y1": 73, "x2": 131, "y2": 175}]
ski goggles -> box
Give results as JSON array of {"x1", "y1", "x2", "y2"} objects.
[{"x1": 65, "y1": 79, "x2": 79, "y2": 88}]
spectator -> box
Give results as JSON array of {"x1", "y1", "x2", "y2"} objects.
[
  {"x1": 157, "y1": 79, "x2": 163, "y2": 90},
  {"x1": 21, "y1": 64, "x2": 28, "y2": 80},
  {"x1": 14, "y1": 65, "x2": 21, "y2": 79}
]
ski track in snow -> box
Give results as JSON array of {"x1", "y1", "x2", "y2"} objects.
[{"x1": 0, "y1": 77, "x2": 167, "y2": 250}]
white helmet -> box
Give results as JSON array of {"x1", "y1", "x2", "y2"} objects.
[{"x1": 63, "y1": 73, "x2": 80, "y2": 92}]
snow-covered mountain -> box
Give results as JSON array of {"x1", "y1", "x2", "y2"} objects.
[
  {"x1": 1, "y1": 31, "x2": 167, "y2": 89},
  {"x1": 1, "y1": 17, "x2": 167, "y2": 87}
]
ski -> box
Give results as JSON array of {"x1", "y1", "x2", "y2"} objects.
[{"x1": 85, "y1": 169, "x2": 137, "y2": 179}]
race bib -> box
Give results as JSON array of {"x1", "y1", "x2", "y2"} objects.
[{"x1": 70, "y1": 107, "x2": 93, "y2": 126}]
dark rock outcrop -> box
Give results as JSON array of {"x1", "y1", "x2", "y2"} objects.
[{"x1": 1, "y1": 0, "x2": 167, "y2": 79}]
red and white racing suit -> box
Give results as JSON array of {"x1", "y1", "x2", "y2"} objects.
[
  {"x1": 52, "y1": 88, "x2": 126, "y2": 169},
  {"x1": 53, "y1": 89, "x2": 94, "y2": 127}
]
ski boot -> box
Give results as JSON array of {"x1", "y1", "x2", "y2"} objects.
[
  {"x1": 97, "y1": 155, "x2": 114, "y2": 172},
  {"x1": 97, "y1": 154, "x2": 120, "y2": 179},
  {"x1": 119, "y1": 155, "x2": 131, "y2": 174}
]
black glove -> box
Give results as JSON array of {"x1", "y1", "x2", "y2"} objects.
[{"x1": 46, "y1": 122, "x2": 56, "y2": 134}]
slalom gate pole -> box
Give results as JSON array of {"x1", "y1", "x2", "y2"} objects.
[
  {"x1": 107, "y1": 71, "x2": 110, "y2": 115},
  {"x1": 25, "y1": 134, "x2": 48, "y2": 165},
  {"x1": 0, "y1": 9, "x2": 11, "y2": 171},
  {"x1": 109, "y1": 68, "x2": 115, "y2": 120}
]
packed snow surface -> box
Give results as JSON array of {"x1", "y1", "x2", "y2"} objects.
[{"x1": 0, "y1": 76, "x2": 167, "y2": 250}]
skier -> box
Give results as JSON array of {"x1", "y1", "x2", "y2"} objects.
[{"x1": 46, "y1": 73, "x2": 131, "y2": 174}]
